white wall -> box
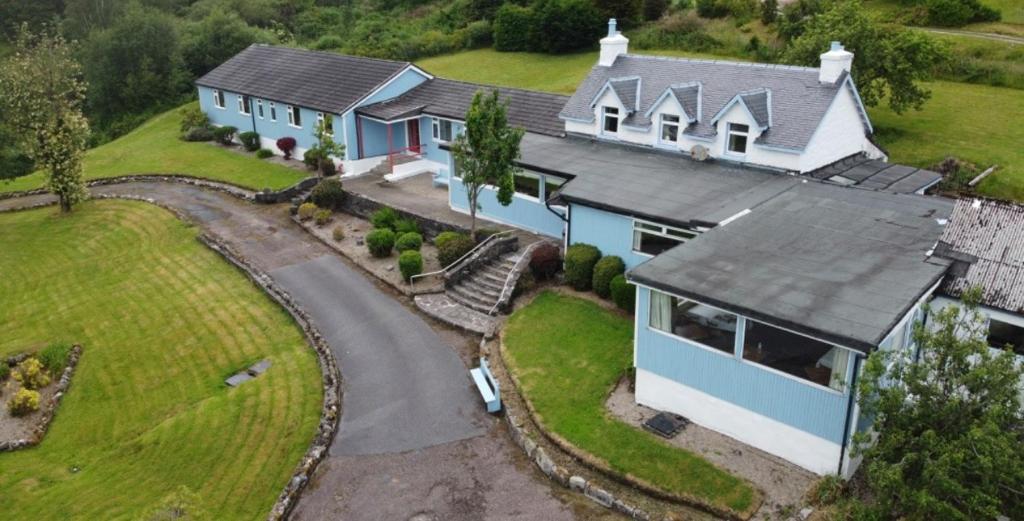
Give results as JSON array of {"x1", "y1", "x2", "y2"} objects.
[{"x1": 800, "y1": 84, "x2": 879, "y2": 172}]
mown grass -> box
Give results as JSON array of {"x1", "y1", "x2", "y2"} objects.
[
  {"x1": 503, "y1": 291, "x2": 757, "y2": 515},
  {"x1": 0, "y1": 103, "x2": 308, "y2": 194},
  {"x1": 0, "y1": 201, "x2": 321, "y2": 520}
]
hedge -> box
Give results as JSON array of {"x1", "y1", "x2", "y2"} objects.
[
  {"x1": 592, "y1": 255, "x2": 626, "y2": 298},
  {"x1": 564, "y1": 243, "x2": 602, "y2": 291},
  {"x1": 310, "y1": 178, "x2": 345, "y2": 210},
  {"x1": 437, "y1": 233, "x2": 475, "y2": 267},
  {"x1": 610, "y1": 274, "x2": 636, "y2": 313}
]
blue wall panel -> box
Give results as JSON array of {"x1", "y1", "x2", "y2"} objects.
[
  {"x1": 359, "y1": 68, "x2": 429, "y2": 106},
  {"x1": 449, "y1": 177, "x2": 565, "y2": 238},
  {"x1": 199, "y1": 86, "x2": 336, "y2": 153},
  {"x1": 568, "y1": 204, "x2": 651, "y2": 269}
]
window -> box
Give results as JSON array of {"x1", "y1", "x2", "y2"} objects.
[
  {"x1": 650, "y1": 291, "x2": 737, "y2": 355},
  {"x1": 602, "y1": 106, "x2": 619, "y2": 134},
  {"x1": 513, "y1": 172, "x2": 541, "y2": 198},
  {"x1": 659, "y1": 114, "x2": 679, "y2": 144},
  {"x1": 212, "y1": 90, "x2": 225, "y2": 109},
  {"x1": 238, "y1": 95, "x2": 251, "y2": 115},
  {"x1": 726, "y1": 123, "x2": 749, "y2": 155},
  {"x1": 742, "y1": 319, "x2": 851, "y2": 391},
  {"x1": 269, "y1": 102, "x2": 277, "y2": 122},
  {"x1": 633, "y1": 220, "x2": 698, "y2": 256},
  {"x1": 256, "y1": 99, "x2": 264, "y2": 119},
  {"x1": 287, "y1": 105, "x2": 301, "y2": 128},
  {"x1": 432, "y1": 118, "x2": 453, "y2": 142},
  {"x1": 544, "y1": 176, "x2": 566, "y2": 198},
  {"x1": 316, "y1": 112, "x2": 333, "y2": 135},
  {"x1": 989, "y1": 318, "x2": 1024, "y2": 356}
]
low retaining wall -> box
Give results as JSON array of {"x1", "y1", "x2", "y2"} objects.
[
  {"x1": 0, "y1": 345, "x2": 84, "y2": 452},
  {"x1": 339, "y1": 189, "x2": 467, "y2": 240},
  {"x1": 255, "y1": 177, "x2": 319, "y2": 204}
]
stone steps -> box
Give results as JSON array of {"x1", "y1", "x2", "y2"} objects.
[{"x1": 446, "y1": 252, "x2": 521, "y2": 315}]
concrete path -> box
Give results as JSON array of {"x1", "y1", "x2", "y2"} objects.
[{"x1": 0, "y1": 183, "x2": 601, "y2": 520}]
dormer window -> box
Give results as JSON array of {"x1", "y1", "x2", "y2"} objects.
[
  {"x1": 726, "y1": 123, "x2": 749, "y2": 155},
  {"x1": 602, "y1": 106, "x2": 619, "y2": 134},
  {"x1": 659, "y1": 114, "x2": 679, "y2": 144}
]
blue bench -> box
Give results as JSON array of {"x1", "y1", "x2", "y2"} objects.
[{"x1": 470, "y1": 357, "x2": 501, "y2": 413}]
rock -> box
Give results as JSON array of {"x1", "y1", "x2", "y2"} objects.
[
  {"x1": 583, "y1": 484, "x2": 614, "y2": 508},
  {"x1": 386, "y1": 265, "x2": 394, "y2": 271},
  {"x1": 534, "y1": 448, "x2": 556, "y2": 477},
  {"x1": 799, "y1": 507, "x2": 814, "y2": 520},
  {"x1": 248, "y1": 359, "x2": 272, "y2": 376},
  {"x1": 225, "y1": 372, "x2": 254, "y2": 387},
  {"x1": 569, "y1": 475, "x2": 586, "y2": 492}
]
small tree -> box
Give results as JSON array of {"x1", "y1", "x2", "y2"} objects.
[
  {"x1": 450, "y1": 89, "x2": 524, "y2": 236},
  {"x1": 311, "y1": 120, "x2": 345, "y2": 177},
  {"x1": 0, "y1": 26, "x2": 90, "y2": 212},
  {"x1": 761, "y1": 0, "x2": 779, "y2": 24},
  {"x1": 853, "y1": 287, "x2": 1024, "y2": 520}
]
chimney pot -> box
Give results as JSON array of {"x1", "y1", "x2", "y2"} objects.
[
  {"x1": 608, "y1": 18, "x2": 618, "y2": 37},
  {"x1": 819, "y1": 41, "x2": 853, "y2": 84},
  {"x1": 599, "y1": 18, "x2": 628, "y2": 67}
]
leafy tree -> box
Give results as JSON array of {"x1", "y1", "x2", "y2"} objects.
[
  {"x1": 310, "y1": 120, "x2": 345, "y2": 177},
  {"x1": 783, "y1": 0, "x2": 948, "y2": 113},
  {"x1": 0, "y1": 27, "x2": 90, "y2": 212},
  {"x1": 182, "y1": 9, "x2": 275, "y2": 78},
  {"x1": 535, "y1": 0, "x2": 604, "y2": 53},
  {"x1": 761, "y1": 0, "x2": 779, "y2": 24},
  {"x1": 854, "y1": 287, "x2": 1024, "y2": 520},
  {"x1": 62, "y1": 0, "x2": 128, "y2": 40},
  {"x1": 594, "y1": 0, "x2": 642, "y2": 29},
  {"x1": 450, "y1": 90, "x2": 524, "y2": 236},
  {"x1": 643, "y1": 0, "x2": 669, "y2": 21},
  {"x1": 0, "y1": 0, "x2": 62, "y2": 39}
]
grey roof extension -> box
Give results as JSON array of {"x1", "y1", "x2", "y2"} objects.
[
  {"x1": 807, "y1": 153, "x2": 943, "y2": 194},
  {"x1": 561, "y1": 54, "x2": 860, "y2": 150},
  {"x1": 629, "y1": 182, "x2": 952, "y2": 352},
  {"x1": 935, "y1": 198, "x2": 1024, "y2": 314},
  {"x1": 196, "y1": 45, "x2": 410, "y2": 114}
]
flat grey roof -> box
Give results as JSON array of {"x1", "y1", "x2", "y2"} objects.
[
  {"x1": 806, "y1": 153, "x2": 942, "y2": 194},
  {"x1": 629, "y1": 182, "x2": 952, "y2": 352}
]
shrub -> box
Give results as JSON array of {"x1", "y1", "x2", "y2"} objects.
[
  {"x1": 38, "y1": 343, "x2": 72, "y2": 375},
  {"x1": 7, "y1": 388, "x2": 40, "y2": 417},
  {"x1": 13, "y1": 358, "x2": 50, "y2": 390},
  {"x1": 0, "y1": 362, "x2": 9, "y2": 382},
  {"x1": 610, "y1": 274, "x2": 636, "y2": 313},
  {"x1": 494, "y1": 3, "x2": 536, "y2": 52},
  {"x1": 371, "y1": 207, "x2": 400, "y2": 231},
  {"x1": 310, "y1": 178, "x2": 345, "y2": 210},
  {"x1": 433, "y1": 231, "x2": 463, "y2": 250},
  {"x1": 256, "y1": 148, "x2": 274, "y2": 159},
  {"x1": 394, "y1": 218, "x2": 420, "y2": 235},
  {"x1": 437, "y1": 234, "x2": 475, "y2": 267},
  {"x1": 181, "y1": 126, "x2": 214, "y2": 142},
  {"x1": 303, "y1": 147, "x2": 323, "y2": 171},
  {"x1": 212, "y1": 125, "x2": 237, "y2": 145},
  {"x1": 473, "y1": 227, "x2": 501, "y2": 243},
  {"x1": 320, "y1": 158, "x2": 337, "y2": 177},
  {"x1": 366, "y1": 228, "x2": 396, "y2": 257},
  {"x1": 398, "y1": 250, "x2": 424, "y2": 281},
  {"x1": 332, "y1": 226, "x2": 345, "y2": 242},
  {"x1": 276, "y1": 137, "x2": 297, "y2": 159},
  {"x1": 313, "y1": 34, "x2": 344, "y2": 50},
  {"x1": 314, "y1": 209, "x2": 332, "y2": 226},
  {"x1": 643, "y1": 0, "x2": 669, "y2": 20},
  {"x1": 513, "y1": 270, "x2": 536, "y2": 298},
  {"x1": 530, "y1": 242, "x2": 562, "y2": 280},
  {"x1": 179, "y1": 105, "x2": 209, "y2": 133},
  {"x1": 238, "y1": 131, "x2": 260, "y2": 151},
  {"x1": 564, "y1": 243, "x2": 602, "y2": 291},
  {"x1": 297, "y1": 202, "x2": 318, "y2": 221},
  {"x1": 535, "y1": 0, "x2": 604, "y2": 53},
  {"x1": 593, "y1": 255, "x2": 626, "y2": 298},
  {"x1": 395, "y1": 232, "x2": 423, "y2": 252}
]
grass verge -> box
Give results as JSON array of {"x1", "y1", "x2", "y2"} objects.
[
  {"x1": 0, "y1": 103, "x2": 308, "y2": 194},
  {"x1": 0, "y1": 200, "x2": 321, "y2": 520},
  {"x1": 503, "y1": 291, "x2": 757, "y2": 515}
]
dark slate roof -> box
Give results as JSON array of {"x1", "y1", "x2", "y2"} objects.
[
  {"x1": 741, "y1": 90, "x2": 770, "y2": 128},
  {"x1": 807, "y1": 153, "x2": 943, "y2": 194},
  {"x1": 629, "y1": 183, "x2": 953, "y2": 352},
  {"x1": 673, "y1": 84, "x2": 700, "y2": 121},
  {"x1": 560, "y1": 54, "x2": 857, "y2": 150},
  {"x1": 935, "y1": 198, "x2": 1024, "y2": 314},
  {"x1": 356, "y1": 78, "x2": 569, "y2": 137},
  {"x1": 521, "y1": 134, "x2": 799, "y2": 227},
  {"x1": 609, "y1": 77, "x2": 640, "y2": 112},
  {"x1": 196, "y1": 45, "x2": 410, "y2": 114}
]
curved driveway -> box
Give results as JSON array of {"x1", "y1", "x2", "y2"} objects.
[{"x1": 0, "y1": 183, "x2": 597, "y2": 520}]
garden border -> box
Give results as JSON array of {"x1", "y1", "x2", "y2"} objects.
[
  {"x1": 0, "y1": 174, "x2": 317, "y2": 204},
  {"x1": 0, "y1": 345, "x2": 84, "y2": 452}
]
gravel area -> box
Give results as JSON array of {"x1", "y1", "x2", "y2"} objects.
[
  {"x1": 0, "y1": 381, "x2": 58, "y2": 444},
  {"x1": 605, "y1": 377, "x2": 818, "y2": 520}
]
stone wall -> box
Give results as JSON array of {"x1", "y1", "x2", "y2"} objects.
[
  {"x1": 255, "y1": 177, "x2": 319, "y2": 204},
  {"x1": 0, "y1": 344, "x2": 84, "y2": 452},
  {"x1": 338, "y1": 189, "x2": 467, "y2": 240}
]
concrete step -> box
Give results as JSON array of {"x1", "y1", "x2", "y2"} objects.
[
  {"x1": 481, "y1": 264, "x2": 511, "y2": 281},
  {"x1": 449, "y1": 285, "x2": 498, "y2": 314},
  {"x1": 459, "y1": 279, "x2": 503, "y2": 301},
  {"x1": 414, "y1": 293, "x2": 498, "y2": 337},
  {"x1": 466, "y1": 274, "x2": 505, "y2": 292}
]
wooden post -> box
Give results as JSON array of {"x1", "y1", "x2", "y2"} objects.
[{"x1": 387, "y1": 123, "x2": 394, "y2": 173}]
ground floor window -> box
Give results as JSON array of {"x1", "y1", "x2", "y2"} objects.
[
  {"x1": 269, "y1": 102, "x2": 277, "y2": 121},
  {"x1": 742, "y1": 319, "x2": 850, "y2": 391},
  {"x1": 545, "y1": 176, "x2": 566, "y2": 198},
  {"x1": 633, "y1": 220, "x2": 698, "y2": 256},
  {"x1": 432, "y1": 118, "x2": 453, "y2": 142},
  {"x1": 256, "y1": 99, "x2": 264, "y2": 119},
  {"x1": 287, "y1": 105, "x2": 301, "y2": 128},
  {"x1": 513, "y1": 171, "x2": 541, "y2": 198},
  {"x1": 238, "y1": 95, "x2": 251, "y2": 116},
  {"x1": 213, "y1": 89, "x2": 225, "y2": 108},
  {"x1": 650, "y1": 290, "x2": 737, "y2": 355},
  {"x1": 316, "y1": 112, "x2": 333, "y2": 135},
  {"x1": 989, "y1": 318, "x2": 1024, "y2": 356}
]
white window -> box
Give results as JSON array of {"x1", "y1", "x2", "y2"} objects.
[
  {"x1": 632, "y1": 220, "x2": 698, "y2": 256},
  {"x1": 742, "y1": 318, "x2": 851, "y2": 392},
  {"x1": 287, "y1": 105, "x2": 301, "y2": 128},
  {"x1": 256, "y1": 99, "x2": 264, "y2": 119},
  {"x1": 269, "y1": 102, "x2": 277, "y2": 122},
  {"x1": 513, "y1": 171, "x2": 541, "y2": 199},
  {"x1": 432, "y1": 118, "x2": 453, "y2": 143},
  {"x1": 659, "y1": 114, "x2": 679, "y2": 144},
  {"x1": 602, "y1": 106, "x2": 619, "y2": 134},
  {"x1": 237, "y1": 95, "x2": 251, "y2": 116},
  {"x1": 649, "y1": 290, "x2": 737, "y2": 355},
  {"x1": 212, "y1": 89, "x2": 225, "y2": 109},
  {"x1": 316, "y1": 112, "x2": 333, "y2": 135},
  {"x1": 726, "y1": 123, "x2": 749, "y2": 155},
  {"x1": 989, "y1": 318, "x2": 1024, "y2": 356}
]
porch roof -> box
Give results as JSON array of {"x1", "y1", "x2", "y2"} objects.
[{"x1": 629, "y1": 182, "x2": 953, "y2": 353}]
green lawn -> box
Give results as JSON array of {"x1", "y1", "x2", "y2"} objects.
[
  {"x1": 0, "y1": 201, "x2": 322, "y2": 520},
  {"x1": 418, "y1": 49, "x2": 1024, "y2": 201},
  {"x1": 0, "y1": 104, "x2": 309, "y2": 194},
  {"x1": 503, "y1": 291, "x2": 758, "y2": 516}
]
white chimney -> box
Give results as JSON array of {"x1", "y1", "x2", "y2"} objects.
[
  {"x1": 599, "y1": 18, "x2": 628, "y2": 67},
  {"x1": 819, "y1": 41, "x2": 853, "y2": 84}
]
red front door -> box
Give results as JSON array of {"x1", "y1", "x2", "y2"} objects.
[{"x1": 407, "y1": 119, "x2": 421, "y2": 154}]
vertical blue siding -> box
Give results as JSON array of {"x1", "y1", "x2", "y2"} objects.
[
  {"x1": 198, "y1": 86, "x2": 340, "y2": 153},
  {"x1": 635, "y1": 287, "x2": 851, "y2": 443},
  {"x1": 358, "y1": 67, "x2": 429, "y2": 106},
  {"x1": 449, "y1": 177, "x2": 566, "y2": 238},
  {"x1": 568, "y1": 204, "x2": 651, "y2": 268},
  {"x1": 360, "y1": 118, "x2": 408, "y2": 158}
]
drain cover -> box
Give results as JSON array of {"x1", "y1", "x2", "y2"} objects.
[{"x1": 643, "y1": 412, "x2": 689, "y2": 439}]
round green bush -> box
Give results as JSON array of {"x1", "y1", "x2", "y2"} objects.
[
  {"x1": 314, "y1": 209, "x2": 332, "y2": 226},
  {"x1": 297, "y1": 202, "x2": 318, "y2": 221},
  {"x1": 366, "y1": 228, "x2": 396, "y2": 258},
  {"x1": 310, "y1": 178, "x2": 345, "y2": 210},
  {"x1": 437, "y1": 234, "x2": 475, "y2": 267},
  {"x1": 371, "y1": 207, "x2": 399, "y2": 230},
  {"x1": 332, "y1": 226, "x2": 345, "y2": 242},
  {"x1": 395, "y1": 232, "x2": 423, "y2": 252},
  {"x1": 212, "y1": 125, "x2": 237, "y2": 145},
  {"x1": 610, "y1": 274, "x2": 636, "y2": 313},
  {"x1": 238, "y1": 131, "x2": 260, "y2": 151},
  {"x1": 7, "y1": 388, "x2": 40, "y2": 417},
  {"x1": 564, "y1": 243, "x2": 602, "y2": 291},
  {"x1": 256, "y1": 148, "x2": 274, "y2": 159},
  {"x1": 303, "y1": 147, "x2": 324, "y2": 171},
  {"x1": 398, "y1": 250, "x2": 424, "y2": 281},
  {"x1": 182, "y1": 126, "x2": 214, "y2": 142},
  {"x1": 592, "y1": 255, "x2": 626, "y2": 299},
  {"x1": 433, "y1": 231, "x2": 462, "y2": 250},
  {"x1": 394, "y1": 218, "x2": 420, "y2": 235}
]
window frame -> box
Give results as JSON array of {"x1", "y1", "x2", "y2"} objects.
[
  {"x1": 316, "y1": 112, "x2": 334, "y2": 136},
  {"x1": 632, "y1": 219, "x2": 699, "y2": 257},
  {"x1": 237, "y1": 95, "x2": 251, "y2": 116},
  {"x1": 287, "y1": 105, "x2": 302, "y2": 128},
  {"x1": 212, "y1": 89, "x2": 225, "y2": 109},
  {"x1": 268, "y1": 102, "x2": 277, "y2": 122},
  {"x1": 256, "y1": 99, "x2": 264, "y2": 119},
  {"x1": 431, "y1": 117, "x2": 454, "y2": 143},
  {"x1": 725, "y1": 122, "x2": 750, "y2": 156},
  {"x1": 602, "y1": 106, "x2": 619, "y2": 135},
  {"x1": 512, "y1": 171, "x2": 542, "y2": 200},
  {"x1": 739, "y1": 316, "x2": 851, "y2": 394},
  {"x1": 648, "y1": 289, "x2": 738, "y2": 358},
  {"x1": 659, "y1": 113, "x2": 680, "y2": 145}
]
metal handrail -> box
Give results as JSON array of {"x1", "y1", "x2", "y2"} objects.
[
  {"x1": 409, "y1": 229, "x2": 516, "y2": 287},
  {"x1": 488, "y1": 240, "x2": 543, "y2": 316}
]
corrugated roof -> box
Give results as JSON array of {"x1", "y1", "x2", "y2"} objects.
[
  {"x1": 356, "y1": 78, "x2": 569, "y2": 137},
  {"x1": 560, "y1": 54, "x2": 857, "y2": 150},
  {"x1": 196, "y1": 45, "x2": 410, "y2": 114},
  {"x1": 807, "y1": 153, "x2": 943, "y2": 194},
  {"x1": 936, "y1": 198, "x2": 1024, "y2": 314}
]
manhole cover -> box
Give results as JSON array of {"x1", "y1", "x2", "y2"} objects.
[{"x1": 643, "y1": 412, "x2": 689, "y2": 439}]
